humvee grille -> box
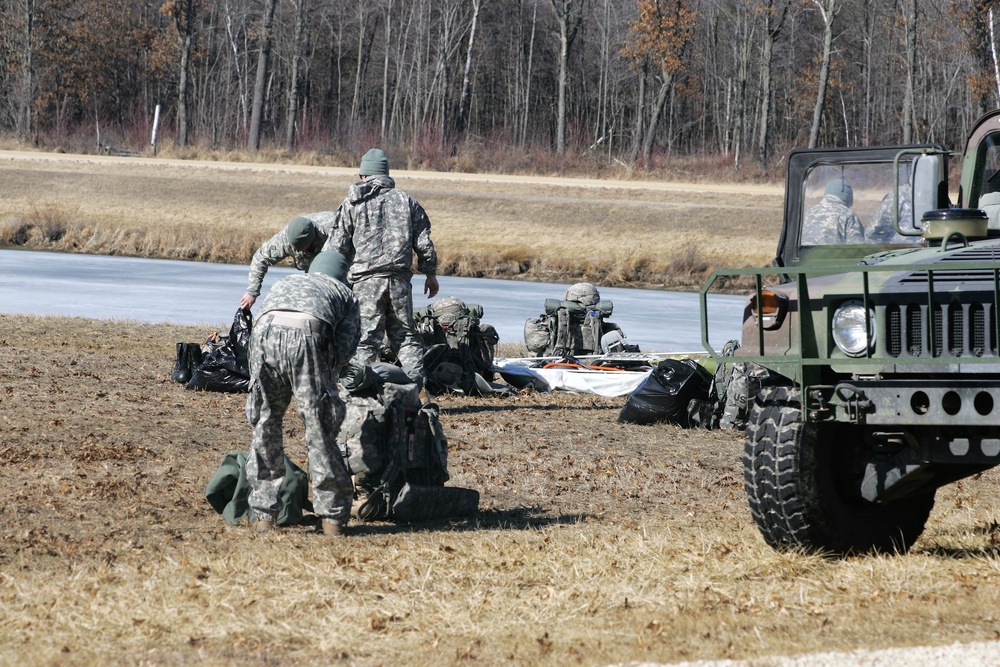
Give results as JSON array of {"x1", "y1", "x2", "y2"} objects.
[
  {"x1": 885, "y1": 302, "x2": 996, "y2": 358},
  {"x1": 909, "y1": 305, "x2": 922, "y2": 355}
]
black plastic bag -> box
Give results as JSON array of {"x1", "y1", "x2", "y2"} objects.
[
  {"x1": 617, "y1": 358, "x2": 713, "y2": 426},
  {"x1": 187, "y1": 308, "x2": 253, "y2": 393}
]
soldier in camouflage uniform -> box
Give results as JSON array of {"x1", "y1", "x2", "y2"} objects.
[
  {"x1": 240, "y1": 212, "x2": 339, "y2": 310},
  {"x1": 245, "y1": 250, "x2": 361, "y2": 536},
  {"x1": 326, "y1": 148, "x2": 439, "y2": 389},
  {"x1": 800, "y1": 179, "x2": 866, "y2": 246},
  {"x1": 867, "y1": 184, "x2": 915, "y2": 244}
]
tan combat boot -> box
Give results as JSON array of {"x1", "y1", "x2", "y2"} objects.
[
  {"x1": 320, "y1": 519, "x2": 347, "y2": 537},
  {"x1": 251, "y1": 520, "x2": 275, "y2": 534}
]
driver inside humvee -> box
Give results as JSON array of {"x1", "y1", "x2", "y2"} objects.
[{"x1": 800, "y1": 159, "x2": 929, "y2": 249}]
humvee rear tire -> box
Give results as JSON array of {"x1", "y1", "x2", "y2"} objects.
[{"x1": 743, "y1": 385, "x2": 934, "y2": 555}]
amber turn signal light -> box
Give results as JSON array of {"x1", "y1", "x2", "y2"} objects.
[{"x1": 750, "y1": 289, "x2": 788, "y2": 330}]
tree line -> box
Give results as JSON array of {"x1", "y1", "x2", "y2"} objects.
[{"x1": 2, "y1": 0, "x2": 999, "y2": 171}]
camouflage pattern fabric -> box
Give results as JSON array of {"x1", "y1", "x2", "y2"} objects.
[
  {"x1": 325, "y1": 174, "x2": 437, "y2": 283},
  {"x1": 257, "y1": 273, "x2": 361, "y2": 362},
  {"x1": 426, "y1": 295, "x2": 468, "y2": 326},
  {"x1": 800, "y1": 194, "x2": 866, "y2": 246},
  {"x1": 351, "y1": 275, "x2": 426, "y2": 386},
  {"x1": 326, "y1": 174, "x2": 438, "y2": 387},
  {"x1": 867, "y1": 187, "x2": 914, "y2": 244},
  {"x1": 718, "y1": 362, "x2": 770, "y2": 431},
  {"x1": 245, "y1": 212, "x2": 337, "y2": 298},
  {"x1": 564, "y1": 282, "x2": 601, "y2": 307},
  {"x1": 244, "y1": 272, "x2": 360, "y2": 525}
]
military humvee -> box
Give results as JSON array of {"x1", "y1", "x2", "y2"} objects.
[{"x1": 701, "y1": 110, "x2": 1000, "y2": 555}]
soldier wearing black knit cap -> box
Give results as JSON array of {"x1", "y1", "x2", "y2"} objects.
[
  {"x1": 325, "y1": 148, "x2": 439, "y2": 391},
  {"x1": 800, "y1": 178, "x2": 866, "y2": 246},
  {"x1": 240, "y1": 213, "x2": 338, "y2": 310}
]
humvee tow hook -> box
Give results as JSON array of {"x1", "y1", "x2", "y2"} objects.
[{"x1": 834, "y1": 383, "x2": 873, "y2": 423}]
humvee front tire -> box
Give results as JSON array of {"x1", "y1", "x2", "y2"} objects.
[{"x1": 743, "y1": 386, "x2": 934, "y2": 555}]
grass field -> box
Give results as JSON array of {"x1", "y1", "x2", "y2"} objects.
[
  {"x1": 3, "y1": 315, "x2": 1000, "y2": 666},
  {"x1": 0, "y1": 150, "x2": 783, "y2": 291},
  {"x1": 3, "y1": 152, "x2": 1000, "y2": 666}
]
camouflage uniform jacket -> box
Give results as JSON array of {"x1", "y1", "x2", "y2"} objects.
[
  {"x1": 800, "y1": 194, "x2": 866, "y2": 246},
  {"x1": 867, "y1": 189, "x2": 914, "y2": 244},
  {"x1": 257, "y1": 273, "x2": 361, "y2": 368},
  {"x1": 326, "y1": 175, "x2": 437, "y2": 284},
  {"x1": 245, "y1": 212, "x2": 337, "y2": 297}
]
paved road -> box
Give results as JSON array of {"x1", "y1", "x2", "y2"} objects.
[{"x1": 0, "y1": 249, "x2": 744, "y2": 353}]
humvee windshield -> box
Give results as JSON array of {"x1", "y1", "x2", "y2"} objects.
[
  {"x1": 800, "y1": 161, "x2": 924, "y2": 247},
  {"x1": 970, "y1": 130, "x2": 1000, "y2": 228}
]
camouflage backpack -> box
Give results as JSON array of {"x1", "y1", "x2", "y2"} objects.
[
  {"x1": 338, "y1": 362, "x2": 479, "y2": 522},
  {"x1": 415, "y1": 296, "x2": 508, "y2": 396},
  {"x1": 687, "y1": 340, "x2": 770, "y2": 431},
  {"x1": 523, "y1": 283, "x2": 628, "y2": 357}
]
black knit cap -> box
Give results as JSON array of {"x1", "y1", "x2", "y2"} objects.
[{"x1": 308, "y1": 250, "x2": 349, "y2": 283}]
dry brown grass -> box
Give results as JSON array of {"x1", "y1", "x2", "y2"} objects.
[
  {"x1": 0, "y1": 151, "x2": 782, "y2": 291},
  {"x1": 3, "y1": 314, "x2": 1000, "y2": 666}
]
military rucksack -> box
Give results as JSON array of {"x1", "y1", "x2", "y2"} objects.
[
  {"x1": 523, "y1": 282, "x2": 634, "y2": 357},
  {"x1": 415, "y1": 296, "x2": 510, "y2": 396},
  {"x1": 338, "y1": 363, "x2": 479, "y2": 522},
  {"x1": 687, "y1": 340, "x2": 770, "y2": 431}
]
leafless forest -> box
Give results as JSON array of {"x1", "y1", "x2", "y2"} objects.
[{"x1": 1, "y1": 1, "x2": 999, "y2": 171}]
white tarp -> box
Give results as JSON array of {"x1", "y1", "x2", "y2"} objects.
[{"x1": 493, "y1": 358, "x2": 652, "y2": 397}]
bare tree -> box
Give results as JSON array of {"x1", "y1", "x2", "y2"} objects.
[
  {"x1": 623, "y1": 0, "x2": 695, "y2": 165},
  {"x1": 162, "y1": 0, "x2": 199, "y2": 147},
  {"x1": 0, "y1": 0, "x2": 35, "y2": 137},
  {"x1": 285, "y1": 0, "x2": 307, "y2": 149},
  {"x1": 756, "y1": 0, "x2": 790, "y2": 169},
  {"x1": 807, "y1": 0, "x2": 837, "y2": 149},
  {"x1": 902, "y1": 0, "x2": 917, "y2": 142},
  {"x1": 731, "y1": 2, "x2": 756, "y2": 169},
  {"x1": 549, "y1": 0, "x2": 586, "y2": 154},
  {"x1": 521, "y1": 0, "x2": 539, "y2": 147},
  {"x1": 248, "y1": 0, "x2": 277, "y2": 150},
  {"x1": 456, "y1": 0, "x2": 481, "y2": 137},
  {"x1": 380, "y1": 0, "x2": 393, "y2": 140}
]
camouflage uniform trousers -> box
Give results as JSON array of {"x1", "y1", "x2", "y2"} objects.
[
  {"x1": 245, "y1": 322, "x2": 353, "y2": 524},
  {"x1": 351, "y1": 275, "x2": 426, "y2": 387}
]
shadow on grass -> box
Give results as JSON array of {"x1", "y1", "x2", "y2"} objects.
[
  {"x1": 909, "y1": 521, "x2": 1000, "y2": 559},
  {"x1": 441, "y1": 402, "x2": 616, "y2": 416},
  {"x1": 344, "y1": 506, "x2": 595, "y2": 536},
  {"x1": 914, "y1": 527, "x2": 1000, "y2": 560},
  {"x1": 918, "y1": 543, "x2": 1000, "y2": 560}
]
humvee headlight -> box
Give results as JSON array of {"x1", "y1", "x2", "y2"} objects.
[{"x1": 831, "y1": 300, "x2": 875, "y2": 357}]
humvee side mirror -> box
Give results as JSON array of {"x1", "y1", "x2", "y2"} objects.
[{"x1": 910, "y1": 154, "x2": 943, "y2": 233}]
